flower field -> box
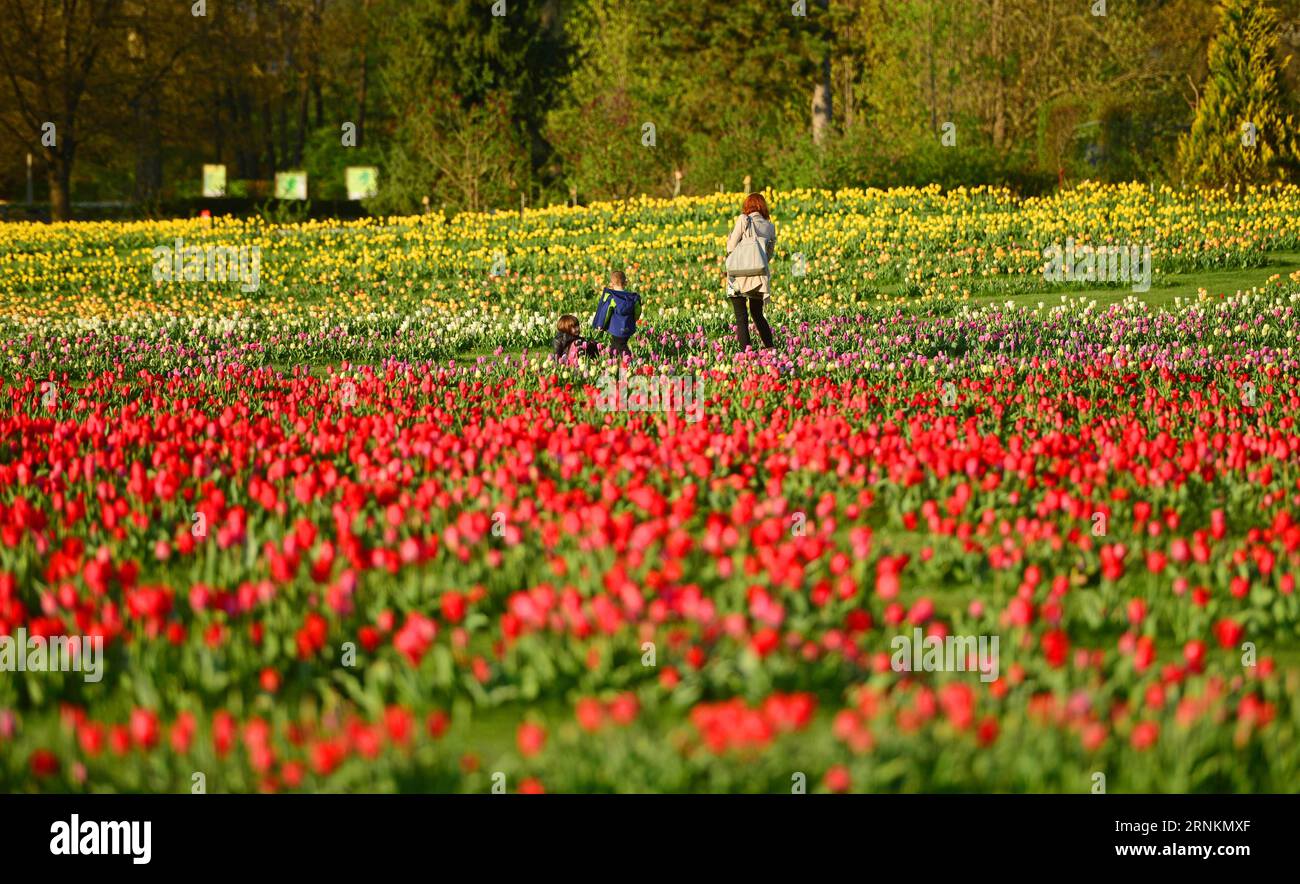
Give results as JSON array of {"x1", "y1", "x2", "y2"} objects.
[
  {"x1": 6, "y1": 183, "x2": 1300, "y2": 374},
  {"x1": 3, "y1": 186, "x2": 1300, "y2": 793}
]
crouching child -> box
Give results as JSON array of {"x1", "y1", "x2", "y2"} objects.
[{"x1": 553, "y1": 314, "x2": 599, "y2": 361}]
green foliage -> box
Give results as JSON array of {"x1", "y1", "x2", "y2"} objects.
[
  {"x1": 7, "y1": 0, "x2": 1300, "y2": 215},
  {"x1": 303, "y1": 126, "x2": 382, "y2": 202},
  {"x1": 544, "y1": 0, "x2": 674, "y2": 201},
  {"x1": 545, "y1": 0, "x2": 827, "y2": 202},
  {"x1": 371, "y1": 0, "x2": 568, "y2": 214},
  {"x1": 376, "y1": 86, "x2": 528, "y2": 216},
  {"x1": 1179, "y1": 0, "x2": 1300, "y2": 187},
  {"x1": 777, "y1": 121, "x2": 1050, "y2": 195},
  {"x1": 256, "y1": 198, "x2": 314, "y2": 225}
]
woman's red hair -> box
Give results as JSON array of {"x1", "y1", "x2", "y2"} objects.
[{"x1": 742, "y1": 192, "x2": 769, "y2": 220}]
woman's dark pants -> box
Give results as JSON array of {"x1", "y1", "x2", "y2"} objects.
[{"x1": 729, "y1": 295, "x2": 774, "y2": 350}]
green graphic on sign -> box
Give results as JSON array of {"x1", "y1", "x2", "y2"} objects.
[{"x1": 346, "y1": 166, "x2": 378, "y2": 200}]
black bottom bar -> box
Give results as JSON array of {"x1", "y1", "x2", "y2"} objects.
[{"x1": 0, "y1": 793, "x2": 1286, "y2": 871}]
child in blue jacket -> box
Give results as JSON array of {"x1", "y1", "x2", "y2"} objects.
[{"x1": 592, "y1": 270, "x2": 640, "y2": 357}]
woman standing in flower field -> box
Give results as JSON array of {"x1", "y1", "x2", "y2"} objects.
[{"x1": 724, "y1": 192, "x2": 777, "y2": 350}]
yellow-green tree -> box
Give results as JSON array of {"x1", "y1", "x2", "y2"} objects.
[{"x1": 1179, "y1": 0, "x2": 1300, "y2": 187}]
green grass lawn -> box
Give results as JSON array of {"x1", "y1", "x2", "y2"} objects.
[{"x1": 966, "y1": 250, "x2": 1300, "y2": 309}]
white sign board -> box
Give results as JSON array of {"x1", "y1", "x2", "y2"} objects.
[
  {"x1": 346, "y1": 166, "x2": 378, "y2": 200},
  {"x1": 202, "y1": 164, "x2": 226, "y2": 198},
  {"x1": 275, "y1": 171, "x2": 307, "y2": 200}
]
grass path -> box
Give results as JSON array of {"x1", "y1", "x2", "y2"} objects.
[{"x1": 448, "y1": 250, "x2": 1300, "y2": 364}]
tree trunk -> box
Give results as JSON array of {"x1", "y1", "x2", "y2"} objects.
[
  {"x1": 133, "y1": 90, "x2": 163, "y2": 205},
  {"x1": 235, "y1": 89, "x2": 255, "y2": 178},
  {"x1": 842, "y1": 57, "x2": 855, "y2": 131},
  {"x1": 356, "y1": 46, "x2": 369, "y2": 147},
  {"x1": 812, "y1": 58, "x2": 832, "y2": 144},
  {"x1": 927, "y1": 3, "x2": 937, "y2": 133},
  {"x1": 47, "y1": 158, "x2": 72, "y2": 222},
  {"x1": 278, "y1": 100, "x2": 290, "y2": 169},
  {"x1": 991, "y1": 0, "x2": 1007, "y2": 151},
  {"x1": 215, "y1": 88, "x2": 225, "y2": 166},
  {"x1": 261, "y1": 100, "x2": 278, "y2": 175},
  {"x1": 295, "y1": 75, "x2": 310, "y2": 164},
  {"x1": 811, "y1": 0, "x2": 832, "y2": 145}
]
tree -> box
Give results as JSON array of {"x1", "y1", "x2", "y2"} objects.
[
  {"x1": 550, "y1": 0, "x2": 821, "y2": 196},
  {"x1": 0, "y1": 0, "x2": 194, "y2": 218},
  {"x1": 373, "y1": 0, "x2": 567, "y2": 212},
  {"x1": 121, "y1": 1, "x2": 199, "y2": 206},
  {"x1": 0, "y1": 0, "x2": 126, "y2": 220},
  {"x1": 379, "y1": 86, "x2": 526, "y2": 214},
  {"x1": 544, "y1": 0, "x2": 674, "y2": 201},
  {"x1": 1179, "y1": 0, "x2": 1300, "y2": 187}
]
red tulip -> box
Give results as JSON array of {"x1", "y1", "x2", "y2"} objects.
[
  {"x1": 517, "y1": 722, "x2": 547, "y2": 757},
  {"x1": 823, "y1": 765, "x2": 851, "y2": 793}
]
